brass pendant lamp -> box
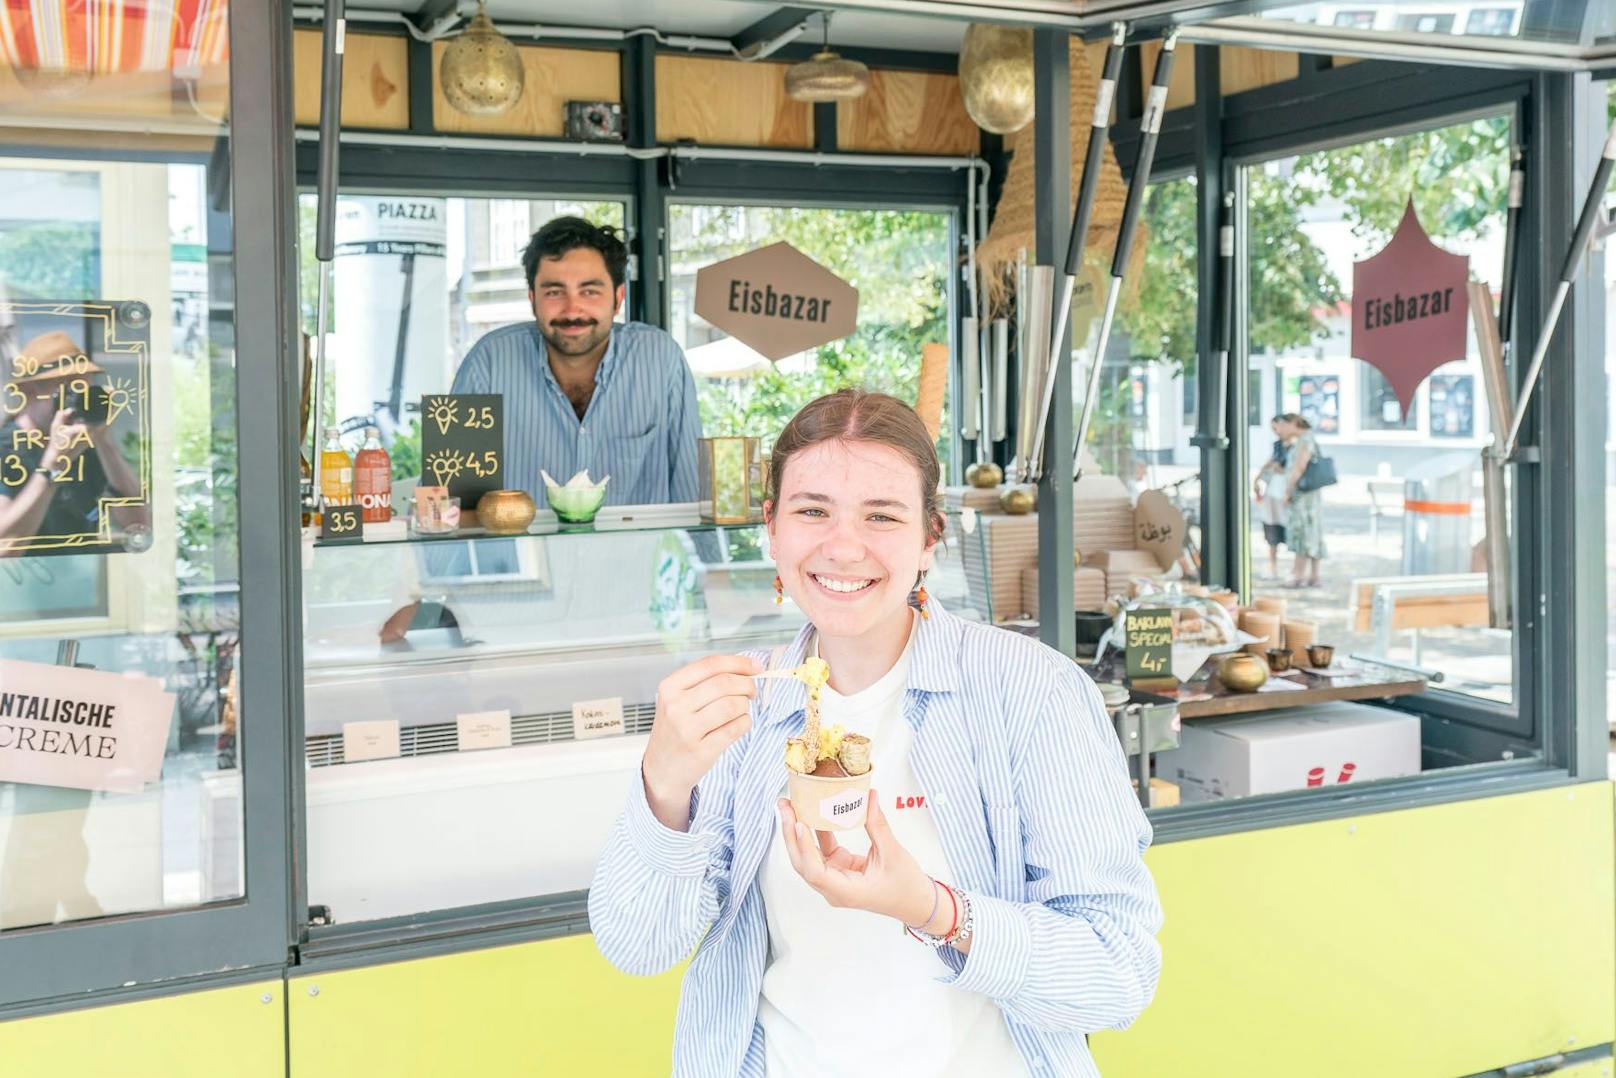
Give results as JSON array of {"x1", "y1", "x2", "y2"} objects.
[
  {"x1": 439, "y1": 1, "x2": 525, "y2": 117},
  {"x1": 785, "y1": 14, "x2": 870, "y2": 103},
  {"x1": 958, "y1": 24, "x2": 1034, "y2": 135}
]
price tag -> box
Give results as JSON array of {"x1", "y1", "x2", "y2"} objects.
[
  {"x1": 342, "y1": 719, "x2": 401, "y2": 763},
  {"x1": 456, "y1": 709, "x2": 513, "y2": 751},
  {"x1": 572, "y1": 697, "x2": 625, "y2": 740},
  {"x1": 321, "y1": 504, "x2": 362, "y2": 541},
  {"x1": 1124, "y1": 607, "x2": 1173, "y2": 681},
  {"x1": 420, "y1": 393, "x2": 503, "y2": 510}
]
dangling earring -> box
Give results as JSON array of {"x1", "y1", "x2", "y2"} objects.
[
  {"x1": 774, "y1": 574, "x2": 783, "y2": 605},
  {"x1": 914, "y1": 571, "x2": 930, "y2": 620}
]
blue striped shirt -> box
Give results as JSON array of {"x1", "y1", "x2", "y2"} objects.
[
  {"x1": 450, "y1": 320, "x2": 702, "y2": 508},
  {"x1": 589, "y1": 602, "x2": 1162, "y2": 1076}
]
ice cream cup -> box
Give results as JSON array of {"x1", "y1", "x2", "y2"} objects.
[{"x1": 787, "y1": 766, "x2": 875, "y2": 831}]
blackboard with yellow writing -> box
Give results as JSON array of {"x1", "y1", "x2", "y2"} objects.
[
  {"x1": 1124, "y1": 607, "x2": 1173, "y2": 681},
  {"x1": 420, "y1": 393, "x2": 503, "y2": 510},
  {"x1": 0, "y1": 301, "x2": 152, "y2": 557}
]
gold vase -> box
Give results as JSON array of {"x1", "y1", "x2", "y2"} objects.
[
  {"x1": 964, "y1": 461, "x2": 1003, "y2": 489},
  {"x1": 1216, "y1": 652, "x2": 1269, "y2": 693},
  {"x1": 999, "y1": 486, "x2": 1035, "y2": 515},
  {"x1": 478, "y1": 489, "x2": 536, "y2": 534}
]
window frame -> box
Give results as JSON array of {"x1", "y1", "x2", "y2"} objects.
[{"x1": 0, "y1": 0, "x2": 299, "y2": 1008}]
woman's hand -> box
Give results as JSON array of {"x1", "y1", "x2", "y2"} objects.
[
  {"x1": 777, "y1": 792, "x2": 935, "y2": 927},
  {"x1": 641, "y1": 654, "x2": 761, "y2": 830}
]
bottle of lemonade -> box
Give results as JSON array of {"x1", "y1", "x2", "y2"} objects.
[
  {"x1": 319, "y1": 426, "x2": 353, "y2": 507},
  {"x1": 354, "y1": 425, "x2": 392, "y2": 523}
]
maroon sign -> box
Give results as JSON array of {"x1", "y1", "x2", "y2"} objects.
[{"x1": 1350, "y1": 201, "x2": 1470, "y2": 418}]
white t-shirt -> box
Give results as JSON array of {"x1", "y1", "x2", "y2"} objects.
[{"x1": 757, "y1": 626, "x2": 1026, "y2": 1077}]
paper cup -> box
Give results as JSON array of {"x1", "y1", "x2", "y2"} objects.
[{"x1": 787, "y1": 766, "x2": 875, "y2": 831}]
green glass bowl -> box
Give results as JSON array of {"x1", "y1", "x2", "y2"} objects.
[{"x1": 547, "y1": 483, "x2": 608, "y2": 523}]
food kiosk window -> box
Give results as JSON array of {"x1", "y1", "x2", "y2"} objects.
[
  {"x1": 666, "y1": 202, "x2": 953, "y2": 459},
  {"x1": 1241, "y1": 114, "x2": 1513, "y2": 706},
  {"x1": 0, "y1": 39, "x2": 249, "y2": 956},
  {"x1": 295, "y1": 193, "x2": 626, "y2": 442}
]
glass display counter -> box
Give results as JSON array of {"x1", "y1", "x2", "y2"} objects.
[{"x1": 285, "y1": 522, "x2": 977, "y2": 923}]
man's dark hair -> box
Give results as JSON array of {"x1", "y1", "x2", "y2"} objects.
[{"x1": 522, "y1": 216, "x2": 629, "y2": 292}]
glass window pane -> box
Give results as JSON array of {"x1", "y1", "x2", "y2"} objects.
[
  {"x1": 1243, "y1": 115, "x2": 1513, "y2": 708},
  {"x1": 0, "y1": 9, "x2": 243, "y2": 930},
  {"x1": 667, "y1": 203, "x2": 953, "y2": 471},
  {"x1": 1074, "y1": 176, "x2": 1202, "y2": 581}
]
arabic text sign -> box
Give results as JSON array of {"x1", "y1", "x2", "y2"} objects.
[
  {"x1": 0, "y1": 659, "x2": 175, "y2": 793},
  {"x1": 1350, "y1": 202, "x2": 1470, "y2": 418},
  {"x1": 693, "y1": 242, "x2": 858, "y2": 362}
]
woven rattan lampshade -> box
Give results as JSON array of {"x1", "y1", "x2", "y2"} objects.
[
  {"x1": 439, "y1": 2, "x2": 524, "y2": 117},
  {"x1": 976, "y1": 39, "x2": 1137, "y2": 316}
]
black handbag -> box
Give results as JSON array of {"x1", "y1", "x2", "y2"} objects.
[{"x1": 1295, "y1": 451, "x2": 1338, "y2": 493}]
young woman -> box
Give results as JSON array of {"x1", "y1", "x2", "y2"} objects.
[
  {"x1": 591, "y1": 390, "x2": 1161, "y2": 1077},
  {"x1": 1280, "y1": 413, "x2": 1327, "y2": 588},
  {"x1": 1253, "y1": 415, "x2": 1293, "y2": 579}
]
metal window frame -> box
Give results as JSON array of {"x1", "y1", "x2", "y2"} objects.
[{"x1": 0, "y1": 0, "x2": 299, "y2": 1011}]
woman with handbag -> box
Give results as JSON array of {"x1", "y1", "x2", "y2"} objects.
[{"x1": 1280, "y1": 413, "x2": 1331, "y2": 589}]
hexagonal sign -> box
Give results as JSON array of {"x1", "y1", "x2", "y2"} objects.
[{"x1": 693, "y1": 242, "x2": 859, "y2": 363}]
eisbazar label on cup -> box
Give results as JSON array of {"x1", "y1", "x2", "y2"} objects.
[
  {"x1": 819, "y1": 787, "x2": 869, "y2": 825},
  {"x1": 0, "y1": 659, "x2": 176, "y2": 794}
]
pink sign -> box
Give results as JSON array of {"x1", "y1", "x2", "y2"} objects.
[
  {"x1": 1350, "y1": 201, "x2": 1470, "y2": 417},
  {"x1": 0, "y1": 659, "x2": 175, "y2": 793}
]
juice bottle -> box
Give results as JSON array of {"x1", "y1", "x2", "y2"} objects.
[
  {"x1": 319, "y1": 426, "x2": 353, "y2": 507},
  {"x1": 354, "y1": 425, "x2": 393, "y2": 523}
]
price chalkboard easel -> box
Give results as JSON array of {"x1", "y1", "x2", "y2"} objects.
[
  {"x1": 1124, "y1": 607, "x2": 1174, "y2": 689},
  {"x1": 420, "y1": 394, "x2": 503, "y2": 510}
]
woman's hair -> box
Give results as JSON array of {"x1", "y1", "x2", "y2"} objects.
[
  {"x1": 1270, "y1": 414, "x2": 1287, "y2": 426},
  {"x1": 767, "y1": 389, "x2": 945, "y2": 545},
  {"x1": 1282, "y1": 412, "x2": 1312, "y2": 430}
]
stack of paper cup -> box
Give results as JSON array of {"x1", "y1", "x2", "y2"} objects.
[
  {"x1": 1253, "y1": 596, "x2": 1288, "y2": 619},
  {"x1": 1283, "y1": 619, "x2": 1318, "y2": 655},
  {"x1": 1240, "y1": 609, "x2": 1280, "y2": 656}
]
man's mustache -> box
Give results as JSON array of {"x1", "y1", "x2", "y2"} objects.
[{"x1": 550, "y1": 319, "x2": 598, "y2": 329}]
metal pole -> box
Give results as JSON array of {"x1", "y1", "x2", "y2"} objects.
[
  {"x1": 1503, "y1": 114, "x2": 1616, "y2": 458},
  {"x1": 1073, "y1": 32, "x2": 1177, "y2": 475},
  {"x1": 1192, "y1": 190, "x2": 1235, "y2": 451},
  {"x1": 309, "y1": 0, "x2": 347, "y2": 507},
  {"x1": 1028, "y1": 22, "x2": 1127, "y2": 478}
]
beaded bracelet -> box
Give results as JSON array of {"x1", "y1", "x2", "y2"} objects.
[{"x1": 907, "y1": 881, "x2": 973, "y2": 948}]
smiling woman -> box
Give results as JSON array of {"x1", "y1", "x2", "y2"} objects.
[{"x1": 591, "y1": 388, "x2": 1162, "y2": 1077}]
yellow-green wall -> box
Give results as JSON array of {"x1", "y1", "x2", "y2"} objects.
[
  {"x1": 0, "y1": 980, "x2": 284, "y2": 1077},
  {"x1": 2, "y1": 784, "x2": 1610, "y2": 1077}
]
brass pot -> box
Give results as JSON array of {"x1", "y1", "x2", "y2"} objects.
[
  {"x1": 999, "y1": 485, "x2": 1035, "y2": 515},
  {"x1": 478, "y1": 489, "x2": 536, "y2": 534},
  {"x1": 965, "y1": 461, "x2": 1003, "y2": 489},
  {"x1": 1216, "y1": 652, "x2": 1269, "y2": 693}
]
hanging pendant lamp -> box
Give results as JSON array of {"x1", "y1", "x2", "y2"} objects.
[
  {"x1": 785, "y1": 14, "x2": 869, "y2": 103},
  {"x1": 439, "y1": 1, "x2": 525, "y2": 117}
]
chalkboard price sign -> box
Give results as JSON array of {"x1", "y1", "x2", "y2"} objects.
[
  {"x1": 321, "y1": 504, "x2": 362, "y2": 541},
  {"x1": 420, "y1": 394, "x2": 503, "y2": 510},
  {"x1": 1124, "y1": 607, "x2": 1174, "y2": 681},
  {"x1": 0, "y1": 300, "x2": 152, "y2": 557}
]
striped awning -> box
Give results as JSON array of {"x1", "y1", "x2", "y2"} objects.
[{"x1": 0, "y1": 0, "x2": 229, "y2": 77}]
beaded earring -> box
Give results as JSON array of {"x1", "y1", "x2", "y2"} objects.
[
  {"x1": 914, "y1": 572, "x2": 930, "y2": 619},
  {"x1": 774, "y1": 574, "x2": 783, "y2": 605}
]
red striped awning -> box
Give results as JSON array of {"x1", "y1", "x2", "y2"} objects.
[{"x1": 0, "y1": 0, "x2": 229, "y2": 77}]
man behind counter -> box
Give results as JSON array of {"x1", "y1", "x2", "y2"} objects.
[{"x1": 450, "y1": 216, "x2": 701, "y2": 507}]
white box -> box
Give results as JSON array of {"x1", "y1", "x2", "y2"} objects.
[{"x1": 1156, "y1": 701, "x2": 1420, "y2": 803}]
